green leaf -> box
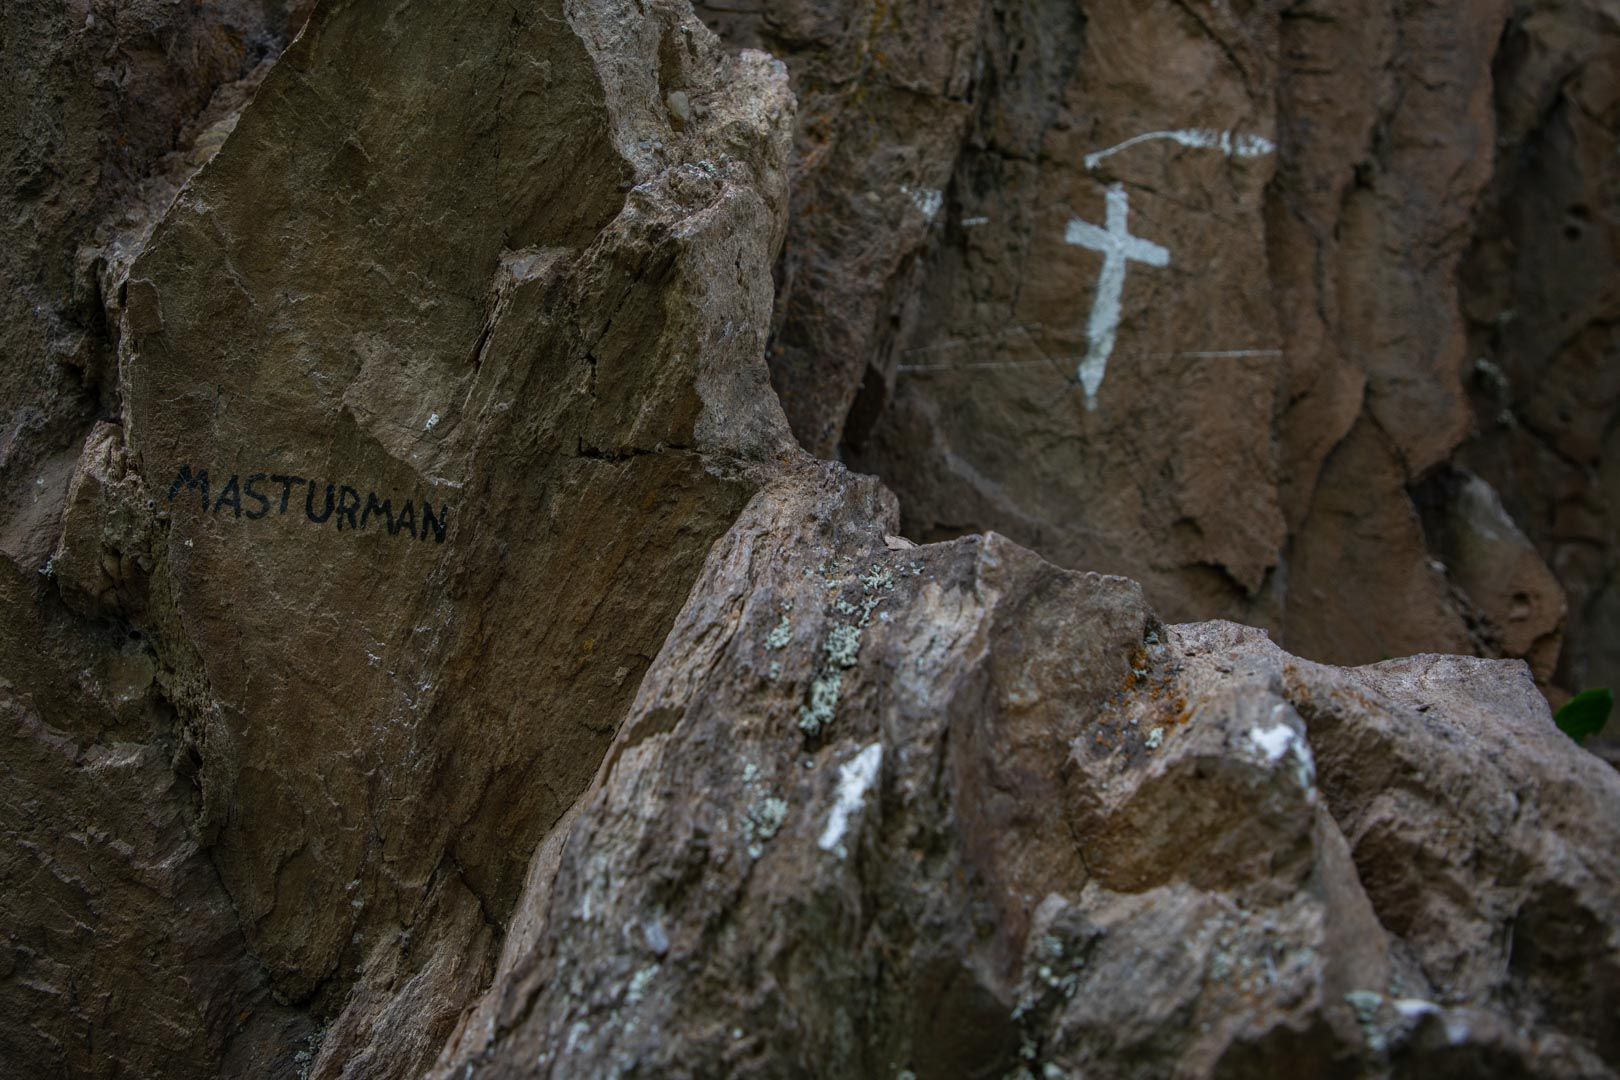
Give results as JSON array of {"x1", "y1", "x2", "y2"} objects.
[{"x1": 1555, "y1": 688, "x2": 1612, "y2": 746}]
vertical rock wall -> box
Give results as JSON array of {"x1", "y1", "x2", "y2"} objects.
[
  {"x1": 699, "y1": 0, "x2": 1618, "y2": 710},
  {"x1": 1453, "y1": 0, "x2": 1620, "y2": 711}
]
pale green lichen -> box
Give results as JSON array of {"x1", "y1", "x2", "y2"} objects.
[
  {"x1": 765, "y1": 615, "x2": 793, "y2": 650},
  {"x1": 1344, "y1": 989, "x2": 1392, "y2": 1054},
  {"x1": 751, "y1": 797, "x2": 789, "y2": 839},
  {"x1": 825, "y1": 624, "x2": 862, "y2": 668},
  {"x1": 861, "y1": 564, "x2": 895, "y2": 592},
  {"x1": 799, "y1": 671, "x2": 843, "y2": 735},
  {"x1": 625, "y1": 963, "x2": 660, "y2": 1006},
  {"x1": 745, "y1": 795, "x2": 791, "y2": 857},
  {"x1": 292, "y1": 1027, "x2": 327, "y2": 1080}
]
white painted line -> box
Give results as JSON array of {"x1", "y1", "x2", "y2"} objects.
[
  {"x1": 1084, "y1": 128, "x2": 1276, "y2": 171},
  {"x1": 893, "y1": 349, "x2": 1281, "y2": 376}
]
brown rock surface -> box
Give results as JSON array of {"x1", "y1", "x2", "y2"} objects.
[
  {"x1": 699, "y1": 0, "x2": 1617, "y2": 696},
  {"x1": 1454, "y1": 0, "x2": 1620, "y2": 745},
  {"x1": 3, "y1": 4, "x2": 315, "y2": 1075},
  {"x1": 0, "y1": 0, "x2": 1616, "y2": 1077},
  {"x1": 8, "y1": 0, "x2": 798, "y2": 1073},
  {"x1": 429, "y1": 468, "x2": 1620, "y2": 1078},
  {"x1": 1, "y1": 0, "x2": 311, "y2": 573}
]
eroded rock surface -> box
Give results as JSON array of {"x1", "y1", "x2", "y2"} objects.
[
  {"x1": 431, "y1": 466, "x2": 1620, "y2": 1079},
  {"x1": 1, "y1": 0, "x2": 1617, "y2": 1077},
  {"x1": 7, "y1": 0, "x2": 798, "y2": 1073},
  {"x1": 1453, "y1": 1, "x2": 1620, "y2": 745},
  {"x1": 694, "y1": 0, "x2": 1618, "y2": 702}
]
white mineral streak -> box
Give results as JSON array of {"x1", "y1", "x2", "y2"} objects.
[{"x1": 819, "y1": 742, "x2": 884, "y2": 857}]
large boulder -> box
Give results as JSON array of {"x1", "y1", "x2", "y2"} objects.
[{"x1": 430, "y1": 466, "x2": 1620, "y2": 1078}]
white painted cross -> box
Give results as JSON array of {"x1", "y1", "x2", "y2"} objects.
[{"x1": 1064, "y1": 182, "x2": 1169, "y2": 410}]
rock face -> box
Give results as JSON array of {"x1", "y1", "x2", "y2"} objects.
[
  {"x1": 7, "y1": 0, "x2": 797, "y2": 1074},
  {"x1": 430, "y1": 473, "x2": 1620, "y2": 1078},
  {"x1": 1, "y1": 0, "x2": 1617, "y2": 1078},
  {"x1": 697, "y1": 0, "x2": 1618, "y2": 709},
  {"x1": 2, "y1": 0, "x2": 312, "y2": 575},
  {"x1": 1453, "y1": 1, "x2": 1620, "y2": 715}
]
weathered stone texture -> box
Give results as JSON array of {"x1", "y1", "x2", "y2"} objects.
[
  {"x1": 429, "y1": 465, "x2": 1620, "y2": 1078},
  {"x1": 3, "y1": 4, "x2": 315, "y2": 1076},
  {"x1": 1, "y1": 0, "x2": 311, "y2": 573},
  {"x1": 0, "y1": 0, "x2": 1616, "y2": 1077},
  {"x1": 8, "y1": 0, "x2": 798, "y2": 1073},
  {"x1": 1453, "y1": 0, "x2": 1620, "y2": 747},
  {"x1": 699, "y1": 0, "x2": 1617, "y2": 702}
]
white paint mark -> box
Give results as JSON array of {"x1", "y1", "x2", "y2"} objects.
[
  {"x1": 424, "y1": 412, "x2": 440, "y2": 432},
  {"x1": 1084, "y1": 128, "x2": 1276, "y2": 172},
  {"x1": 1394, "y1": 998, "x2": 1440, "y2": 1021},
  {"x1": 1064, "y1": 184, "x2": 1170, "y2": 409},
  {"x1": 900, "y1": 185, "x2": 943, "y2": 221},
  {"x1": 961, "y1": 216, "x2": 990, "y2": 227},
  {"x1": 427, "y1": 476, "x2": 466, "y2": 489},
  {"x1": 1249, "y1": 704, "x2": 1318, "y2": 791},
  {"x1": 819, "y1": 742, "x2": 883, "y2": 858},
  {"x1": 1248, "y1": 722, "x2": 1296, "y2": 763}
]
